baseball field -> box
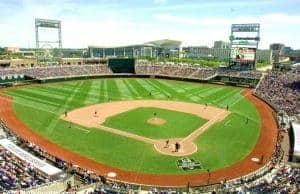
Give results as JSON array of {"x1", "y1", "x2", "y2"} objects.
[{"x1": 2, "y1": 78, "x2": 262, "y2": 177}]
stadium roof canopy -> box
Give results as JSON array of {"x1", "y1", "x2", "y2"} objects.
[
  {"x1": 88, "y1": 39, "x2": 182, "y2": 49},
  {"x1": 0, "y1": 138, "x2": 63, "y2": 177},
  {"x1": 145, "y1": 39, "x2": 182, "y2": 47},
  {"x1": 292, "y1": 122, "x2": 300, "y2": 159},
  {"x1": 292, "y1": 63, "x2": 300, "y2": 67}
]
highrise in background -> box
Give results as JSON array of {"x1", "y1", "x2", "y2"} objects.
[{"x1": 214, "y1": 41, "x2": 230, "y2": 49}]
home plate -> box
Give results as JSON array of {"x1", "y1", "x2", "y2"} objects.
[{"x1": 107, "y1": 172, "x2": 117, "y2": 178}]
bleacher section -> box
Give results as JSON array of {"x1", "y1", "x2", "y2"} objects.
[
  {"x1": 0, "y1": 138, "x2": 65, "y2": 192},
  {"x1": 24, "y1": 64, "x2": 112, "y2": 80},
  {"x1": 135, "y1": 60, "x2": 262, "y2": 87},
  {"x1": 0, "y1": 64, "x2": 112, "y2": 83},
  {"x1": 135, "y1": 62, "x2": 217, "y2": 80},
  {"x1": 0, "y1": 62, "x2": 299, "y2": 193},
  {"x1": 255, "y1": 70, "x2": 300, "y2": 116}
]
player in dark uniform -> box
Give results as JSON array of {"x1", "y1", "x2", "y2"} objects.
[
  {"x1": 175, "y1": 142, "x2": 180, "y2": 152},
  {"x1": 165, "y1": 139, "x2": 169, "y2": 148}
]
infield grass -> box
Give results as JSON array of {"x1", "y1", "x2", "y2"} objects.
[
  {"x1": 103, "y1": 107, "x2": 207, "y2": 139},
  {"x1": 4, "y1": 78, "x2": 261, "y2": 174}
]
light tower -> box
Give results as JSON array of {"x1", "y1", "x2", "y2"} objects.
[{"x1": 35, "y1": 18, "x2": 62, "y2": 49}]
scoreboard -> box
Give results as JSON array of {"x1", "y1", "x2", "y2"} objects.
[{"x1": 229, "y1": 23, "x2": 260, "y2": 70}]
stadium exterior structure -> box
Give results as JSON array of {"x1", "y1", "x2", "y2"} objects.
[
  {"x1": 88, "y1": 39, "x2": 181, "y2": 58},
  {"x1": 183, "y1": 46, "x2": 271, "y2": 62}
]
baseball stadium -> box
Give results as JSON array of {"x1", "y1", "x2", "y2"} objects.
[
  {"x1": 0, "y1": 11, "x2": 299, "y2": 194},
  {"x1": 0, "y1": 54, "x2": 299, "y2": 193}
]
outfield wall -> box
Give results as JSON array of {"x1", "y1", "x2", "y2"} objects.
[
  {"x1": 209, "y1": 75, "x2": 259, "y2": 87},
  {"x1": 0, "y1": 73, "x2": 259, "y2": 89}
]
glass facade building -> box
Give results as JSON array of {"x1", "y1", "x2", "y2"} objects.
[{"x1": 88, "y1": 39, "x2": 181, "y2": 58}]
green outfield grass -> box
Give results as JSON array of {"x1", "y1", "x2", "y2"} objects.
[
  {"x1": 4, "y1": 78, "x2": 261, "y2": 174},
  {"x1": 103, "y1": 107, "x2": 207, "y2": 139}
]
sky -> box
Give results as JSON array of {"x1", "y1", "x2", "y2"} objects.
[{"x1": 0, "y1": 0, "x2": 300, "y2": 49}]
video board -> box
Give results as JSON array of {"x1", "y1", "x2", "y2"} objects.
[{"x1": 230, "y1": 47, "x2": 256, "y2": 63}]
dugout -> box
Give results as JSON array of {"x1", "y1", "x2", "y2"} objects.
[{"x1": 108, "y1": 58, "x2": 135, "y2": 73}]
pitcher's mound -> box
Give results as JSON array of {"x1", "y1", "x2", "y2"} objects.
[{"x1": 147, "y1": 117, "x2": 166, "y2": 125}]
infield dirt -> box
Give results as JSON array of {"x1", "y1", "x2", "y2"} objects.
[{"x1": 61, "y1": 100, "x2": 230, "y2": 156}]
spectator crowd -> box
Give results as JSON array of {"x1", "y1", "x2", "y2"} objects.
[
  {"x1": 23, "y1": 64, "x2": 112, "y2": 79},
  {"x1": 135, "y1": 61, "x2": 263, "y2": 82},
  {"x1": 135, "y1": 61, "x2": 217, "y2": 80},
  {"x1": 0, "y1": 64, "x2": 112, "y2": 80},
  {"x1": 217, "y1": 68, "x2": 263, "y2": 79},
  {"x1": 0, "y1": 61, "x2": 264, "y2": 83},
  {"x1": 0, "y1": 144, "x2": 50, "y2": 191},
  {"x1": 255, "y1": 71, "x2": 300, "y2": 116}
]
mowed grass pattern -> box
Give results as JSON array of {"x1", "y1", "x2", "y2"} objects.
[
  {"x1": 4, "y1": 78, "x2": 261, "y2": 174},
  {"x1": 104, "y1": 107, "x2": 208, "y2": 139}
]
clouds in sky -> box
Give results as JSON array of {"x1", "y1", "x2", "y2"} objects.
[
  {"x1": 0, "y1": 0, "x2": 299, "y2": 49},
  {"x1": 153, "y1": 0, "x2": 167, "y2": 3}
]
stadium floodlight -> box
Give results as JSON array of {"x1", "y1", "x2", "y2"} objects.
[{"x1": 35, "y1": 18, "x2": 62, "y2": 49}]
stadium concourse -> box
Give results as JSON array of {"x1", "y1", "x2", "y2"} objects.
[{"x1": 0, "y1": 62, "x2": 299, "y2": 193}]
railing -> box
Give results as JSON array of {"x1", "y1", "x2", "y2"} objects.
[{"x1": 22, "y1": 175, "x2": 74, "y2": 194}]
